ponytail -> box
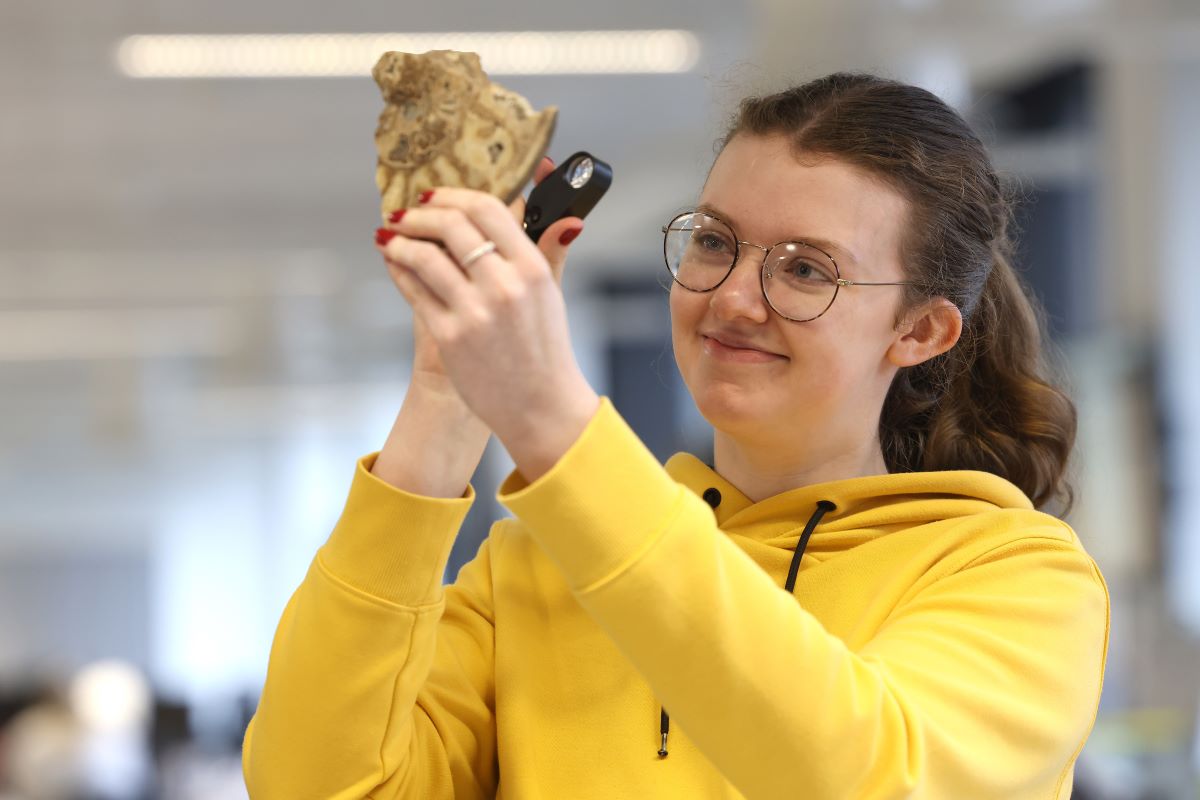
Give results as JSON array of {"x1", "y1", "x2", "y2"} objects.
[{"x1": 880, "y1": 244, "x2": 1077, "y2": 513}]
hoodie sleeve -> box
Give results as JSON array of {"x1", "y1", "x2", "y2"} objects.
[
  {"x1": 242, "y1": 453, "x2": 500, "y2": 800},
  {"x1": 497, "y1": 396, "x2": 1110, "y2": 800}
]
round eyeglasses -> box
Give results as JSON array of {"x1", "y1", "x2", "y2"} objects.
[{"x1": 661, "y1": 210, "x2": 916, "y2": 322}]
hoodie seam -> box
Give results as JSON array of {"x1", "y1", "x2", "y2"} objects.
[
  {"x1": 573, "y1": 487, "x2": 688, "y2": 596},
  {"x1": 315, "y1": 551, "x2": 448, "y2": 614},
  {"x1": 954, "y1": 534, "x2": 1083, "y2": 573}
]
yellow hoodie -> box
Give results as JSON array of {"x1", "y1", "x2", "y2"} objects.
[{"x1": 243, "y1": 396, "x2": 1109, "y2": 799}]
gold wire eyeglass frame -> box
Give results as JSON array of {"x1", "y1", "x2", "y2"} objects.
[{"x1": 661, "y1": 210, "x2": 918, "y2": 322}]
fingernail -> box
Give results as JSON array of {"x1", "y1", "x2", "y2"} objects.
[
  {"x1": 542, "y1": 155, "x2": 555, "y2": 168},
  {"x1": 559, "y1": 227, "x2": 582, "y2": 247},
  {"x1": 387, "y1": 209, "x2": 406, "y2": 223},
  {"x1": 418, "y1": 190, "x2": 434, "y2": 204},
  {"x1": 375, "y1": 227, "x2": 398, "y2": 246}
]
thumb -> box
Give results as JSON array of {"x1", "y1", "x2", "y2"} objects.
[
  {"x1": 535, "y1": 216, "x2": 584, "y2": 286},
  {"x1": 506, "y1": 155, "x2": 557, "y2": 224}
]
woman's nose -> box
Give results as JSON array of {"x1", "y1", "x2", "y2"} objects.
[{"x1": 709, "y1": 245, "x2": 770, "y2": 320}]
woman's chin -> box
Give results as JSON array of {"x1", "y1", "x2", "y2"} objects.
[{"x1": 691, "y1": 383, "x2": 771, "y2": 431}]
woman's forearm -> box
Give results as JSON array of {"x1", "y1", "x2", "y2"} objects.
[{"x1": 371, "y1": 387, "x2": 492, "y2": 498}]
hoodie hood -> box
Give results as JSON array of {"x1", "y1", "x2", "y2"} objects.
[
  {"x1": 664, "y1": 452, "x2": 1035, "y2": 553},
  {"x1": 657, "y1": 455, "x2": 1041, "y2": 758},
  {"x1": 651, "y1": 452, "x2": 1039, "y2": 758}
]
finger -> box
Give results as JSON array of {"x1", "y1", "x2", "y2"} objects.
[
  {"x1": 376, "y1": 242, "x2": 442, "y2": 305},
  {"x1": 386, "y1": 258, "x2": 430, "y2": 311},
  {"x1": 390, "y1": 207, "x2": 508, "y2": 276},
  {"x1": 508, "y1": 155, "x2": 556, "y2": 224},
  {"x1": 419, "y1": 187, "x2": 538, "y2": 265},
  {"x1": 533, "y1": 154, "x2": 556, "y2": 185},
  {"x1": 379, "y1": 249, "x2": 451, "y2": 339},
  {"x1": 507, "y1": 155, "x2": 555, "y2": 224},
  {"x1": 377, "y1": 233, "x2": 475, "y2": 311},
  {"x1": 533, "y1": 216, "x2": 584, "y2": 285}
]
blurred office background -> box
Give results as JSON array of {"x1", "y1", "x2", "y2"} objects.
[{"x1": 2, "y1": 0, "x2": 1198, "y2": 796}]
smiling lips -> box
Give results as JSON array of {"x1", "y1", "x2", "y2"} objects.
[{"x1": 702, "y1": 335, "x2": 787, "y2": 363}]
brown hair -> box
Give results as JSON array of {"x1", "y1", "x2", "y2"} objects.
[{"x1": 715, "y1": 73, "x2": 1077, "y2": 513}]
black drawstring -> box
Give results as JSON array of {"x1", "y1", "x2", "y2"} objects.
[
  {"x1": 657, "y1": 496, "x2": 836, "y2": 758},
  {"x1": 785, "y1": 500, "x2": 836, "y2": 593}
]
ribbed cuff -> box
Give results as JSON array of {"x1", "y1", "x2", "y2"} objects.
[
  {"x1": 320, "y1": 452, "x2": 475, "y2": 606},
  {"x1": 497, "y1": 397, "x2": 686, "y2": 593}
]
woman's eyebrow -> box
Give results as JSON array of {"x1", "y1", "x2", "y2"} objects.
[{"x1": 694, "y1": 202, "x2": 859, "y2": 265}]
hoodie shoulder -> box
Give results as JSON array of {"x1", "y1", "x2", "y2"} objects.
[{"x1": 945, "y1": 505, "x2": 1092, "y2": 569}]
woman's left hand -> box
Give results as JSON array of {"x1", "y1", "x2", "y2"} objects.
[{"x1": 375, "y1": 187, "x2": 602, "y2": 477}]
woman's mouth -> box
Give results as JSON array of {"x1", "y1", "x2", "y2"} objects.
[{"x1": 702, "y1": 336, "x2": 787, "y2": 363}]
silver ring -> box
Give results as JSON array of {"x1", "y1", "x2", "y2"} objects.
[{"x1": 460, "y1": 240, "x2": 498, "y2": 269}]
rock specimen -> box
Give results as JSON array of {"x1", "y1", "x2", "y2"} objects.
[{"x1": 371, "y1": 50, "x2": 558, "y2": 218}]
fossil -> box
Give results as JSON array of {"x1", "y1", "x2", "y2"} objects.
[{"x1": 371, "y1": 50, "x2": 558, "y2": 218}]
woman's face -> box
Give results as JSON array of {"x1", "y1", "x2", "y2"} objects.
[{"x1": 670, "y1": 132, "x2": 914, "y2": 452}]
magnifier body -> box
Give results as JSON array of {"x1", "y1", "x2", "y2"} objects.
[{"x1": 523, "y1": 151, "x2": 613, "y2": 244}]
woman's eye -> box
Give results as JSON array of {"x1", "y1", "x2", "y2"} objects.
[
  {"x1": 786, "y1": 260, "x2": 831, "y2": 282},
  {"x1": 697, "y1": 233, "x2": 730, "y2": 252}
]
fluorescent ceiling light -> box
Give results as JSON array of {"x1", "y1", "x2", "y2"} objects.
[{"x1": 115, "y1": 31, "x2": 700, "y2": 78}]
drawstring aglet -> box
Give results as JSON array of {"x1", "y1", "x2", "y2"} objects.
[{"x1": 658, "y1": 707, "x2": 670, "y2": 757}]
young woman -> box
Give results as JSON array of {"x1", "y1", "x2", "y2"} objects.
[{"x1": 243, "y1": 73, "x2": 1109, "y2": 799}]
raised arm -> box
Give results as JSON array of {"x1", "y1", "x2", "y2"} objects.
[
  {"x1": 242, "y1": 388, "x2": 498, "y2": 799},
  {"x1": 244, "y1": 154, "x2": 576, "y2": 798}
]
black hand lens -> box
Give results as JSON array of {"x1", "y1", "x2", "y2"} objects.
[{"x1": 523, "y1": 151, "x2": 613, "y2": 244}]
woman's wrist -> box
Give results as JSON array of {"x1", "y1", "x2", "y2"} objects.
[
  {"x1": 501, "y1": 381, "x2": 602, "y2": 485},
  {"x1": 370, "y1": 386, "x2": 492, "y2": 498}
]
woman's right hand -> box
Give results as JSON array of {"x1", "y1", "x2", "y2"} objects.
[{"x1": 376, "y1": 155, "x2": 584, "y2": 404}]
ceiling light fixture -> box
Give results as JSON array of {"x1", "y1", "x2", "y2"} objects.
[{"x1": 115, "y1": 30, "x2": 701, "y2": 78}]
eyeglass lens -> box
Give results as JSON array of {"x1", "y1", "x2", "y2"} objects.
[{"x1": 663, "y1": 212, "x2": 838, "y2": 321}]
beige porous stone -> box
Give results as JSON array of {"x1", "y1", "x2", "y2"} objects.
[{"x1": 371, "y1": 50, "x2": 558, "y2": 218}]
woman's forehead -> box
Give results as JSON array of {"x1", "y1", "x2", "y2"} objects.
[
  {"x1": 702, "y1": 137, "x2": 909, "y2": 275},
  {"x1": 693, "y1": 200, "x2": 858, "y2": 266}
]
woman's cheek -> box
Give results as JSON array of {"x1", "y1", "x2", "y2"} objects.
[{"x1": 668, "y1": 289, "x2": 701, "y2": 369}]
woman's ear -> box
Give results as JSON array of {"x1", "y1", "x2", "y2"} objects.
[{"x1": 887, "y1": 298, "x2": 963, "y2": 368}]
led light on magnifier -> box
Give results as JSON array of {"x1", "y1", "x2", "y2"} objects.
[{"x1": 566, "y1": 156, "x2": 594, "y2": 189}]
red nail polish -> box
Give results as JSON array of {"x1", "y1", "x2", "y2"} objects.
[
  {"x1": 559, "y1": 227, "x2": 582, "y2": 246},
  {"x1": 375, "y1": 227, "x2": 398, "y2": 246},
  {"x1": 387, "y1": 209, "x2": 406, "y2": 223},
  {"x1": 418, "y1": 190, "x2": 434, "y2": 204}
]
